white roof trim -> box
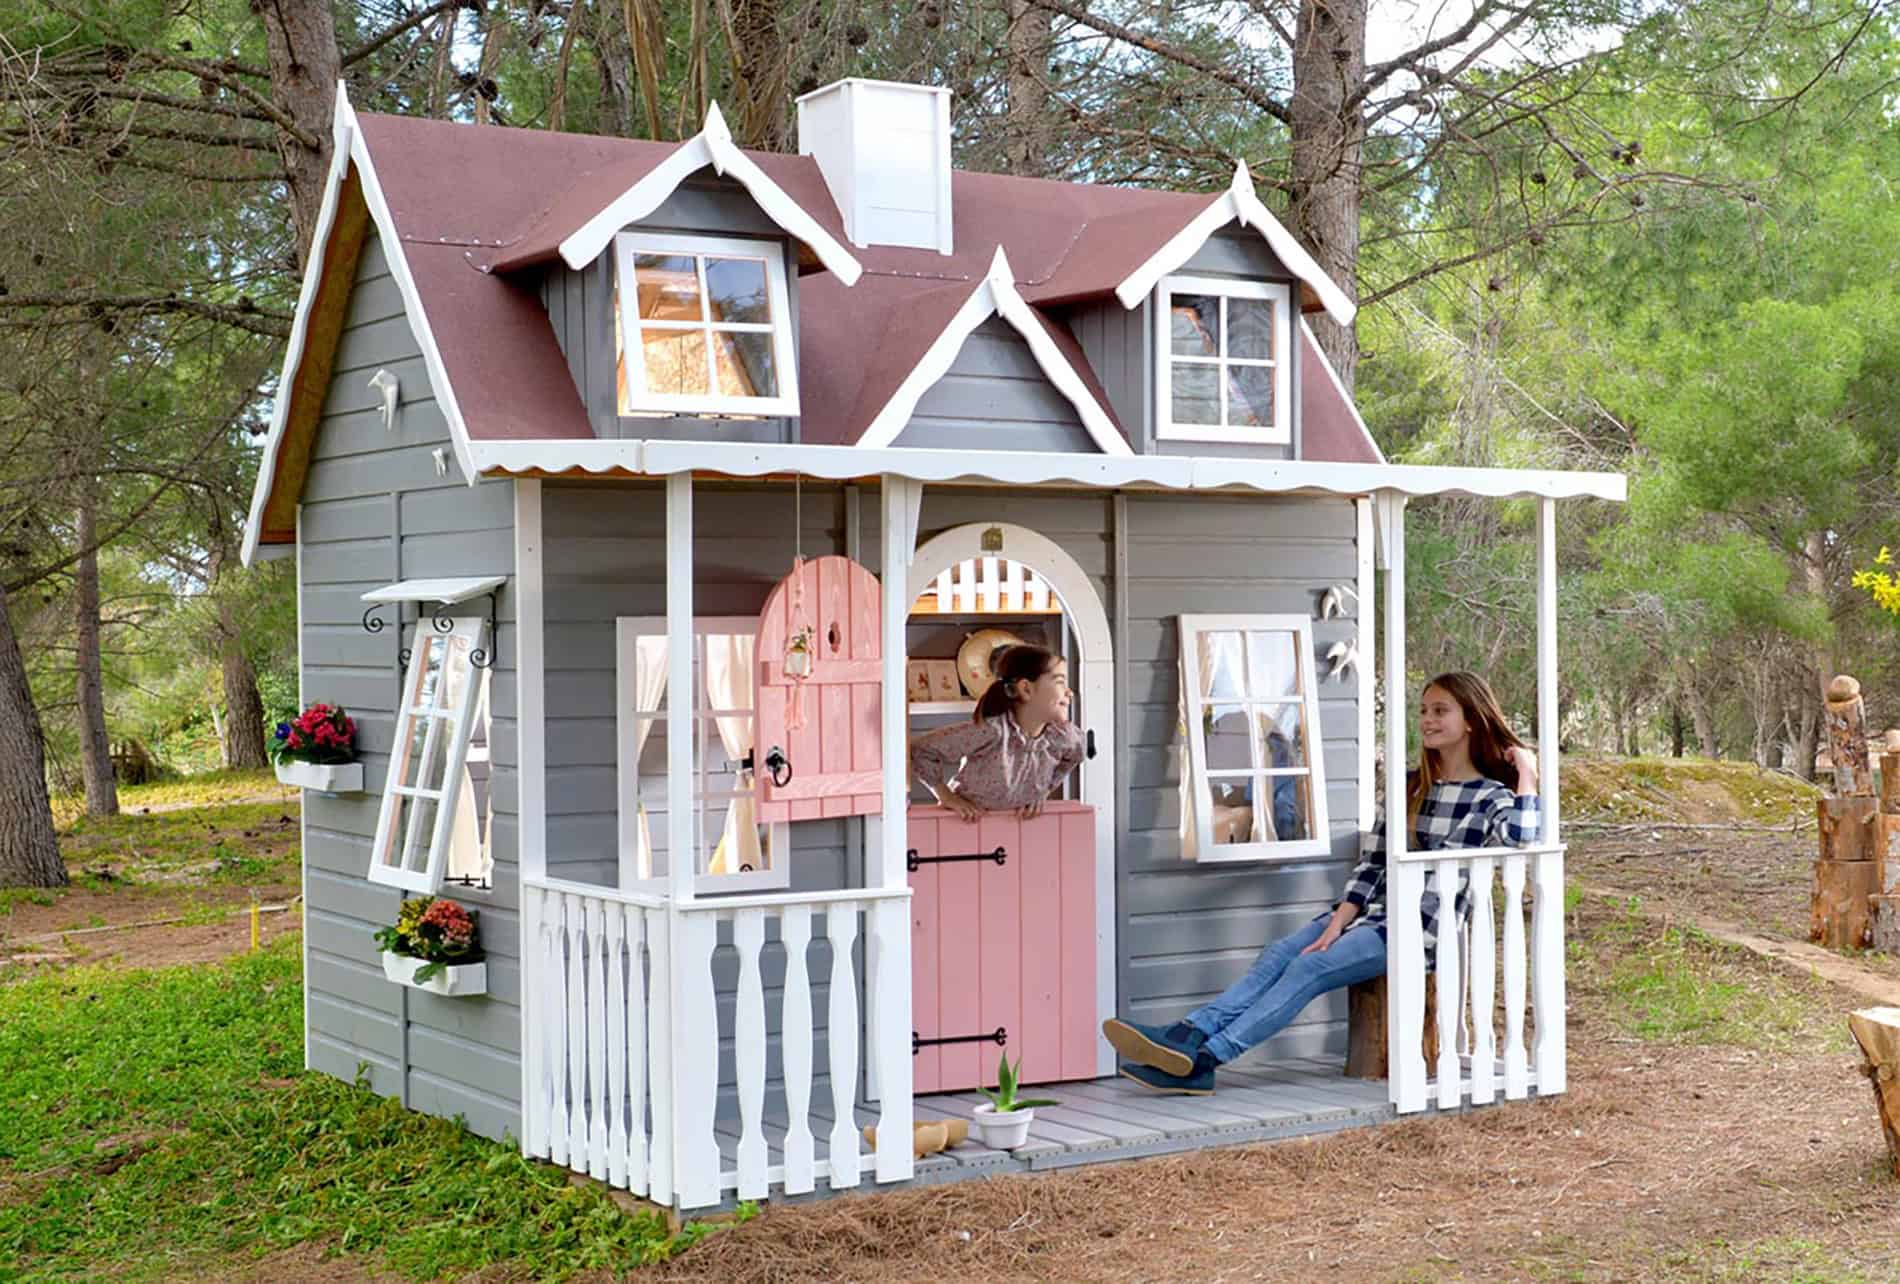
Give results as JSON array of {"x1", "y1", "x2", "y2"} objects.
[
  {"x1": 855, "y1": 247, "x2": 1132, "y2": 456},
  {"x1": 466, "y1": 437, "x2": 1625, "y2": 503},
  {"x1": 361, "y1": 575, "x2": 507, "y2": 605},
  {"x1": 1300, "y1": 316, "x2": 1386, "y2": 465},
  {"x1": 240, "y1": 85, "x2": 355, "y2": 568},
  {"x1": 556, "y1": 102, "x2": 863, "y2": 285},
  {"x1": 1114, "y1": 161, "x2": 1357, "y2": 327}
]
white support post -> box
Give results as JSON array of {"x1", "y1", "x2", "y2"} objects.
[
  {"x1": 665, "y1": 473, "x2": 696, "y2": 904},
  {"x1": 873, "y1": 475, "x2": 916, "y2": 1183},
  {"x1": 1532, "y1": 496, "x2": 1567, "y2": 1095},
  {"x1": 1380, "y1": 493, "x2": 1428, "y2": 1114}
]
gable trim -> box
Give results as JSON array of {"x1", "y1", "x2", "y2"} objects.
[
  {"x1": 1114, "y1": 162, "x2": 1357, "y2": 327},
  {"x1": 557, "y1": 102, "x2": 863, "y2": 285},
  {"x1": 856, "y1": 248, "x2": 1132, "y2": 456},
  {"x1": 241, "y1": 82, "x2": 485, "y2": 566}
]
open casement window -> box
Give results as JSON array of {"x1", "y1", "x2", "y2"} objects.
[
  {"x1": 613, "y1": 231, "x2": 798, "y2": 418},
  {"x1": 443, "y1": 669, "x2": 494, "y2": 891},
  {"x1": 1178, "y1": 614, "x2": 1330, "y2": 862},
  {"x1": 368, "y1": 616, "x2": 490, "y2": 892},
  {"x1": 1154, "y1": 276, "x2": 1291, "y2": 445},
  {"x1": 615, "y1": 616, "x2": 791, "y2": 894}
]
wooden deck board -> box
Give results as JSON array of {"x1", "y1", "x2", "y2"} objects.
[{"x1": 665, "y1": 1061, "x2": 1551, "y2": 1213}]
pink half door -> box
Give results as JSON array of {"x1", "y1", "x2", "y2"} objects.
[{"x1": 909, "y1": 801, "x2": 1097, "y2": 1093}]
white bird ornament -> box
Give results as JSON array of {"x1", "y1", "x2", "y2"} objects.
[
  {"x1": 368, "y1": 368, "x2": 401, "y2": 432},
  {"x1": 1326, "y1": 638, "x2": 1358, "y2": 682},
  {"x1": 1317, "y1": 581, "x2": 1358, "y2": 620}
]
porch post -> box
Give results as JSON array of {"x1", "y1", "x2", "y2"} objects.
[
  {"x1": 871, "y1": 474, "x2": 916, "y2": 1182},
  {"x1": 1531, "y1": 496, "x2": 1567, "y2": 1094},
  {"x1": 663, "y1": 471, "x2": 720, "y2": 1208},
  {"x1": 1379, "y1": 492, "x2": 1428, "y2": 1113}
]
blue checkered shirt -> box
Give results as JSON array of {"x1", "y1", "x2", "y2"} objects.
[{"x1": 1337, "y1": 777, "x2": 1542, "y2": 952}]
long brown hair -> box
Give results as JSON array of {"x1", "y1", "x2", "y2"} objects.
[
  {"x1": 1408, "y1": 671, "x2": 1526, "y2": 818},
  {"x1": 973, "y1": 643, "x2": 1061, "y2": 723}
]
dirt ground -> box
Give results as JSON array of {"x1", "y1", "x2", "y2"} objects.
[{"x1": 633, "y1": 893, "x2": 1895, "y2": 1284}]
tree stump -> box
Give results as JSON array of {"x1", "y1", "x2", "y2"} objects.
[
  {"x1": 1814, "y1": 797, "x2": 1880, "y2": 950},
  {"x1": 1825, "y1": 675, "x2": 1873, "y2": 797},
  {"x1": 1848, "y1": 1008, "x2": 1900, "y2": 1179},
  {"x1": 1344, "y1": 975, "x2": 1438, "y2": 1079}
]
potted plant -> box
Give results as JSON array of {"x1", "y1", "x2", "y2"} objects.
[
  {"x1": 375, "y1": 896, "x2": 486, "y2": 996},
  {"x1": 270, "y1": 703, "x2": 362, "y2": 793},
  {"x1": 970, "y1": 1052, "x2": 1057, "y2": 1151}
]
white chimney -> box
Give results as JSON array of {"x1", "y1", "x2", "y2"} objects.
[{"x1": 796, "y1": 78, "x2": 953, "y2": 256}]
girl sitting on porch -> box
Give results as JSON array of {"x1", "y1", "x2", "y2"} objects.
[
  {"x1": 911, "y1": 643, "x2": 1086, "y2": 823},
  {"x1": 1106, "y1": 671, "x2": 1542, "y2": 1094}
]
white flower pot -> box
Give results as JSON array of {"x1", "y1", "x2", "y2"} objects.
[
  {"x1": 274, "y1": 760, "x2": 363, "y2": 794},
  {"x1": 382, "y1": 951, "x2": 487, "y2": 997},
  {"x1": 971, "y1": 1103, "x2": 1037, "y2": 1151}
]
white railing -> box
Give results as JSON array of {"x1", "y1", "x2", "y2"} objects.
[
  {"x1": 522, "y1": 877, "x2": 914, "y2": 1209},
  {"x1": 910, "y1": 556, "x2": 1055, "y2": 615},
  {"x1": 1386, "y1": 842, "x2": 1567, "y2": 1114}
]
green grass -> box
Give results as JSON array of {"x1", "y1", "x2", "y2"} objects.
[
  {"x1": 1578, "y1": 903, "x2": 1827, "y2": 1051},
  {"x1": 49, "y1": 768, "x2": 293, "y2": 825},
  {"x1": 0, "y1": 939, "x2": 725, "y2": 1280},
  {"x1": 53, "y1": 799, "x2": 300, "y2": 887}
]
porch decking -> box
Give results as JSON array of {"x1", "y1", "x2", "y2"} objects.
[{"x1": 706, "y1": 1057, "x2": 1397, "y2": 1205}]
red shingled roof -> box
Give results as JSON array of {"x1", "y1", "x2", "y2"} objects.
[{"x1": 305, "y1": 110, "x2": 1381, "y2": 465}]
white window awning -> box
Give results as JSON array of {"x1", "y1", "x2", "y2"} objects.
[{"x1": 361, "y1": 576, "x2": 507, "y2": 606}]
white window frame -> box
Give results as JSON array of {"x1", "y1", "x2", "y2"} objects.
[
  {"x1": 1178, "y1": 613, "x2": 1331, "y2": 863},
  {"x1": 613, "y1": 230, "x2": 799, "y2": 418},
  {"x1": 368, "y1": 616, "x2": 490, "y2": 893},
  {"x1": 1153, "y1": 275, "x2": 1292, "y2": 445},
  {"x1": 615, "y1": 615, "x2": 791, "y2": 895}
]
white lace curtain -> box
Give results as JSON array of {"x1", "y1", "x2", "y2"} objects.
[{"x1": 704, "y1": 633, "x2": 761, "y2": 875}]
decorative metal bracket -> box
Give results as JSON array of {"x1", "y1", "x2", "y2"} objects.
[
  {"x1": 360, "y1": 591, "x2": 499, "y2": 671},
  {"x1": 913, "y1": 1027, "x2": 1008, "y2": 1055},
  {"x1": 907, "y1": 845, "x2": 1008, "y2": 873}
]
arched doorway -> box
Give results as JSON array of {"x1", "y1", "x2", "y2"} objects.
[{"x1": 909, "y1": 523, "x2": 1116, "y2": 1077}]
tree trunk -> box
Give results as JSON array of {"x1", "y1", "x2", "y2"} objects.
[
  {"x1": 219, "y1": 597, "x2": 269, "y2": 770},
  {"x1": 1003, "y1": 0, "x2": 1054, "y2": 176},
  {"x1": 1794, "y1": 694, "x2": 1823, "y2": 784},
  {"x1": 0, "y1": 581, "x2": 67, "y2": 889},
  {"x1": 73, "y1": 490, "x2": 118, "y2": 817},
  {"x1": 1288, "y1": 0, "x2": 1366, "y2": 391},
  {"x1": 258, "y1": 0, "x2": 343, "y2": 266},
  {"x1": 1688, "y1": 674, "x2": 1718, "y2": 759},
  {"x1": 727, "y1": 0, "x2": 788, "y2": 149},
  {"x1": 1668, "y1": 702, "x2": 1685, "y2": 759}
]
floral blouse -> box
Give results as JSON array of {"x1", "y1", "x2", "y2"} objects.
[{"x1": 909, "y1": 715, "x2": 1086, "y2": 811}]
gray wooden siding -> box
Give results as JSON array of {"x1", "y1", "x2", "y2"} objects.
[
  {"x1": 889, "y1": 317, "x2": 1102, "y2": 453},
  {"x1": 1063, "y1": 228, "x2": 1308, "y2": 463},
  {"x1": 298, "y1": 231, "x2": 523, "y2": 1144},
  {"x1": 539, "y1": 176, "x2": 799, "y2": 445}
]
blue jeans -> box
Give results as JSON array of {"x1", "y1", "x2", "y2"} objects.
[{"x1": 1185, "y1": 912, "x2": 1387, "y2": 1064}]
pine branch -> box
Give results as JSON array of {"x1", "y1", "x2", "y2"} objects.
[
  {"x1": 341, "y1": 0, "x2": 472, "y2": 69},
  {"x1": 0, "y1": 293, "x2": 292, "y2": 339},
  {"x1": 1023, "y1": 0, "x2": 1291, "y2": 126}
]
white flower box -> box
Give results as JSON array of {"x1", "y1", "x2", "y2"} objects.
[
  {"x1": 274, "y1": 760, "x2": 363, "y2": 794},
  {"x1": 381, "y1": 952, "x2": 487, "y2": 997}
]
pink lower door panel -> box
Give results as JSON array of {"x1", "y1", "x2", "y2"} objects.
[{"x1": 908, "y1": 802, "x2": 1097, "y2": 1093}]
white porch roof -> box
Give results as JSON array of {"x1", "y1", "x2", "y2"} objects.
[{"x1": 469, "y1": 438, "x2": 1626, "y2": 504}]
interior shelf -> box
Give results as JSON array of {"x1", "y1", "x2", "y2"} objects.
[{"x1": 908, "y1": 700, "x2": 977, "y2": 716}]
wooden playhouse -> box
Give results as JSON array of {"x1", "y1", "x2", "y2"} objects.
[{"x1": 243, "y1": 78, "x2": 1625, "y2": 1210}]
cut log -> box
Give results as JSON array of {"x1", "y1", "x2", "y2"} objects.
[
  {"x1": 1344, "y1": 974, "x2": 1438, "y2": 1080},
  {"x1": 1873, "y1": 897, "x2": 1900, "y2": 955},
  {"x1": 1882, "y1": 753, "x2": 1900, "y2": 816},
  {"x1": 1819, "y1": 797, "x2": 1879, "y2": 863},
  {"x1": 1812, "y1": 859, "x2": 1880, "y2": 950},
  {"x1": 1824, "y1": 677, "x2": 1873, "y2": 796},
  {"x1": 1848, "y1": 1007, "x2": 1900, "y2": 1179}
]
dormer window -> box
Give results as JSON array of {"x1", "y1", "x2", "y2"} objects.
[
  {"x1": 613, "y1": 231, "x2": 798, "y2": 417},
  {"x1": 1154, "y1": 275, "x2": 1291, "y2": 445}
]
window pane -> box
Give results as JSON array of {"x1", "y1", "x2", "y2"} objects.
[
  {"x1": 715, "y1": 331, "x2": 778, "y2": 398},
  {"x1": 1252, "y1": 771, "x2": 1312, "y2": 842},
  {"x1": 1228, "y1": 297, "x2": 1275, "y2": 360},
  {"x1": 1170, "y1": 295, "x2": 1220, "y2": 357},
  {"x1": 643, "y1": 330, "x2": 709, "y2": 395},
  {"x1": 1171, "y1": 362, "x2": 1220, "y2": 425},
  {"x1": 1255, "y1": 703, "x2": 1311, "y2": 771},
  {"x1": 1205, "y1": 707, "x2": 1254, "y2": 778},
  {"x1": 704, "y1": 257, "x2": 771, "y2": 325},
  {"x1": 1229, "y1": 363, "x2": 1275, "y2": 428},
  {"x1": 378, "y1": 793, "x2": 438, "y2": 875},
  {"x1": 1245, "y1": 630, "x2": 1302, "y2": 701},
  {"x1": 1193, "y1": 630, "x2": 1245, "y2": 701},
  {"x1": 633, "y1": 254, "x2": 701, "y2": 321}
]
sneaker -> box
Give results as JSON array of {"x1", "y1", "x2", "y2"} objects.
[
  {"x1": 1118, "y1": 1054, "x2": 1216, "y2": 1096},
  {"x1": 1101, "y1": 1018, "x2": 1205, "y2": 1077}
]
